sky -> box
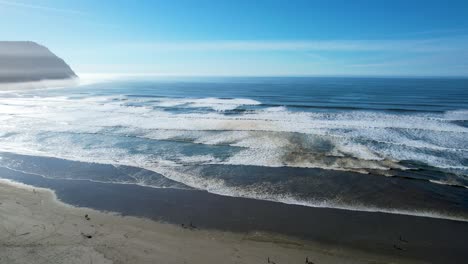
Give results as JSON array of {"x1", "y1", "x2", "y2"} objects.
[{"x1": 1, "y1": 0, "x2": 468, "y2": 77}]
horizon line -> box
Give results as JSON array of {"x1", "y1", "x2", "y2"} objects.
[{"x1": 78, "y1": 72, "x2": 468, "y2": 79}]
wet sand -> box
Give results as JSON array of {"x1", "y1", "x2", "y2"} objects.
[
  {"x1": 1, "y1": 163, "x2": 468, "y2": 263},
  {"x1": 0, "y1": 180, "x2": 418, "y2": 264}
]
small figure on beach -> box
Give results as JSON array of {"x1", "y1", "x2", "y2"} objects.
[
  {"x1": 85, "y1": 214, "x2": 90, "y2": 221},
  {"x1": 81, "y1": 232, "x2": 92, "y2": 239},
  {"x1": 393, "y1": 244, "x2": 404, "y2": 251},
  {"x1": 189, "y1": 221, "x2": 197, "y2": 229}
]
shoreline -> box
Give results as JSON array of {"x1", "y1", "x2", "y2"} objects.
[
  {"x1": 1, "y1": 162, "x2": 468, "y2": 263},
  {"x1": 0, "y1": 179, "x2": 414, "y2": 264},
  {"x1": 1, "y1": 151, "x2": 466, "y2": 223}
]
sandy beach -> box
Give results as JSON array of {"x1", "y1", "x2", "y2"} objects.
[{"x1": 0, "y1": 179, "x2": 423, "y2": 264}]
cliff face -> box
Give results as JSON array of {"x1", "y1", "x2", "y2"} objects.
[{"x1": 0, "y1": 41, "x2": 77, "y2": 83}]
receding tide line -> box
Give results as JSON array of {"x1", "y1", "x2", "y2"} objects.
[
  {"x1": 273, "y1": 196, "x2": 468, "y2": 223},
  {"x1": 0, "y1": 150, "x2": 467, "y2": 223},
  {"x1": 178, "y1": 181, "x2": 468, "y2": 223}
]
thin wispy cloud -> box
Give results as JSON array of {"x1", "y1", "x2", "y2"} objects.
[
  {"x1": 121, "y1": 37, "x2": 468, "y2": 53},
  {"x1": 347, "y1": 52, "x2": 468, "y2": 70},
  {"x1": 0, "y1": 0, "x2": 85, "y2": 15},
  {"x1": 99, "y1": 36, "x2": 468, "y2": 76}
]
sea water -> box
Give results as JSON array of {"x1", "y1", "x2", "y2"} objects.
[{"x1": 0, "y1": 77, "x2": 467, "y2": 219}]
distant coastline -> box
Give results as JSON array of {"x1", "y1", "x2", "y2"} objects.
[{"x1": 0, "y1": 41, "x2": 77, "y2": 89}]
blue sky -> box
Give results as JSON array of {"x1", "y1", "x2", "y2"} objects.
[{"x1": 1, "y1": 0, "x2": 468, "y2": 76}]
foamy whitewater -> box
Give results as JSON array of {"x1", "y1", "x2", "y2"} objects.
[{"x1": 0, "y1": 77, "x2": 467, "y2": 220}]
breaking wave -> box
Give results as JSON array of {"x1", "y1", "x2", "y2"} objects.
[{"x1": 0, "y1": 94, "x2": 466, "y2": 174}]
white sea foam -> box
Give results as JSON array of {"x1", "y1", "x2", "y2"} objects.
[
  {"x1": 153, "y1": 97, "x2": 261, "y2": 111},
  {"x1": 1, "y1": 131, "x2": 467, "y2": 222},
  {"x1": 444, "y1": 110, "x2": 468, "y2": 121},
  {"x1": 0, "y1": 94, "x2": 467, "y2": 174}
]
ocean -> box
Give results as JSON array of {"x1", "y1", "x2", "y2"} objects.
[{"x1": 1, "y1": 77, "x2": 467, "y2": 220}]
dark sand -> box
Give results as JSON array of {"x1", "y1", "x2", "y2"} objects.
[{"x1": 1, "y1": 160, "x2": 468, "y2": 263}]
